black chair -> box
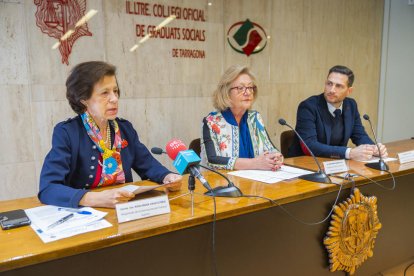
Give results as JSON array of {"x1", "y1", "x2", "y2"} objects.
[
  {"x1": 280, "y1": 130, "x2": 295, "y2": 157},
  {"x1": 189, "y1": 138, "x2": 201, "y2": 156}
]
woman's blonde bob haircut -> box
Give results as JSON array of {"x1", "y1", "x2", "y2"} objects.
[{"x1": 213, "y1": 65, "x2": 258, "y2": 111}]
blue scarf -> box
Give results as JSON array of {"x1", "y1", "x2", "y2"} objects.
[{"x1": 222, "y1": 109, "x2": 254, "y2": 158}]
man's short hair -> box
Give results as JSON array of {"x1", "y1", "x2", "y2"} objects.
[{"x1": 328, "y1": 65, "x2": 354, "y2": 87}]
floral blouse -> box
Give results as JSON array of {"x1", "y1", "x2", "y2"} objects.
[{"x1": 201, "y1": 110, "x2": 278, "y2": 170}]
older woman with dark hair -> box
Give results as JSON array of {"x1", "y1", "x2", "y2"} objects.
[
  {"x1": 201, "y1": 65, "x2": 283, "y2": 170},
  {"x1": 39, "y1": 61, "x2": 181, "y2": 208}
]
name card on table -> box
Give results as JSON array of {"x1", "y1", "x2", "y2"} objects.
[
  {"x1": 115, "y1": 195, "x2": 170, "y2": 223},
  {"x1": 398, "y1": 150, "x2": 414, "y2": 164},
  {"x1": 323, "y1": 159, "x2": 348, "y2": 175}
]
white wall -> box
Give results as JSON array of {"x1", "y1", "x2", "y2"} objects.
[{"x1": 378, "y1": 0, "x2": 414, "y2": 142}]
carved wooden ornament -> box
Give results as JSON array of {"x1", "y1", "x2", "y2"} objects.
[{"x1": 324, "y1": 188, "x2": 382, "y2": 275}]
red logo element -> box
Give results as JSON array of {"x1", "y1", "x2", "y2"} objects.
[
  {"x1": 34, "y1": 0, "x2": 92, "y2": 65},
  {"x1": 227, "y1": 19, "x2": 268, "y2": 56}
]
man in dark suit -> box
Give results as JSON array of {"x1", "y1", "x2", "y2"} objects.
[{"x1": 288, "y1": 65, "x2": 387, "y2": 160}]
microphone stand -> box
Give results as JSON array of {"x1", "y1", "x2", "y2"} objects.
[
  {"x1": 279, "y1": 119, "x2": 331, "y2": 184},
  {"x1": 169, "y1": 175, "x2": 199, "y2": 216},
  {"x1": 200, "y1": 165, "x2": 243, "y2": 197},
  {"x1": 363, "y1": 115, "x2": 389, "y2": 171}
]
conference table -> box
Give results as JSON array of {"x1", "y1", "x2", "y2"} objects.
[{"x1": 1, "y1": 139, "x2": 414, "y2": 275}]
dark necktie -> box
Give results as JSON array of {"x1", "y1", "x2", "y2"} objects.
[
  {"x1": 330, "y1": 109, "x2": 344, "y2": 146},
  {"x1": 334, "y1": 109, "x2": 342, "y2": 120}
]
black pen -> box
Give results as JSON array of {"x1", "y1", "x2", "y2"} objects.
[{"x1": 47, "y1": 213, "x2": 74, "y2": 230}]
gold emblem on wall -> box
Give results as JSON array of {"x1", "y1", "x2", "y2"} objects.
[{"x1": 324, "y1": 188, "x2": 382, "y2": 275}]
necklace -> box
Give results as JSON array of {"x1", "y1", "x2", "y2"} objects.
[{"x1": 105, "y1": 123, "x2": 111, "y2": 149}]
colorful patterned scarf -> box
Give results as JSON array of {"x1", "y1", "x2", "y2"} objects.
[{"x1": 81, "y1": 112, "x2": 125, "y2": 187}]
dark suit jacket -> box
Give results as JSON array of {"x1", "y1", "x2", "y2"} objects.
[
  {"x1": 288, "y1": 93, "x2": 373, "y2": 158},
  {"x1": 39, "y1": 116, "x2": 171, "y2": 207}
]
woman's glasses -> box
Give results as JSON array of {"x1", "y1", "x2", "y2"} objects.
[{"x1": 230, "y1": 86, "x2": 257, "y2": 94}]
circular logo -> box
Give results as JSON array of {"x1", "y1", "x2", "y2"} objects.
[
  {"x1": 227, "y1": 19, "x2": 268, "y2": 56},
  {"x1": 324, "y1": 188, "x2": 382, "y2": 275}
]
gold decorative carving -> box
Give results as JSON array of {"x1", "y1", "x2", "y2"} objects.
[{"x1": 324, "y1": 188, "x2": 382, "y2": 275}]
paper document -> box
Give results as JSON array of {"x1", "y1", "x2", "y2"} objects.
[
  {"x1": 25, "y1": 205, "x2": 111, "y2": 243},
  {"x1": 227, "y1": 165, "x2": 314, "y2": 184},
  {"x1": 121, "y1": 183, "x2": 168, "y2": 195},
  {"x1": 361, "y1": 157, "x2": 397, "y2": 164}
]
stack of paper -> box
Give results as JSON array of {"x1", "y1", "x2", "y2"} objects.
[
  {"x1": 25, "y1": 205, "x2": 112, "y2": 243},
  {"x1": 227, "y1": 165, "x2": 313, "y2": 184},
  {"x1": 121, "y1": 184, "x2": 167, "y2": 194}
]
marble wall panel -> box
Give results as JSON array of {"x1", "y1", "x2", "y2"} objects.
[
  {"x1": 24, "y1": 0, "x2": 105, "y2": 85},
  {"x1": 0, "y1": 85, "x2": 34, "y2": 165},
  {"x1": 31, "y1": 100, "x2": 74, "y2": 169},
  {"x1": 343, "y1": 0, "x2": 384, "y2": 39},
  {"x1": 116, "y1": 98, "x2": 148, "y2": 143},
  {"x1": 267, "y1": 83, "x2": 321, "y2": 149},
  {"x1": 303, "y1": 0, "x2": 346, "y2": 35},
  {"x1": 350, "y1": 82, "x2": 379, "y2": 125},
  {"x1": 0, "y1": 162, "x2": 37, "y2": 201},
  {"x1": 30, "y1": 84, "x2": 66, "y2": 102},
  {"x1": 269, "y1": 30, "x2": 312, "y2": 84},
  {"x1": 272, "y1": 0, "x2": 306, "y2": 32},
  {"x1": 0, "y1": 2, "x2": 29, "y2": 85},
  {"x1": 307, "y1": 33, "x2": 345, "y2": 81}
]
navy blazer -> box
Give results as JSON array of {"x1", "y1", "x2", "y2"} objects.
[
  {"x1": 39, "y1": 116, "x2": 171, "y2": 207},
  {"x1": 288, "y1": 94, "x2": 373, "y2": 158}
]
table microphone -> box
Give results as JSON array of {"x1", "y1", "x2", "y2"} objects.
[
  {"x1": 151, "y1": 147, "x2": 166, "y2": 155},
  {"x1": 278, "y1": 118, "x2": 331, "y2": 184},
  {"x1": 362, "y1": 114, "x2": 389, "y2": 171},
  {"x1": 153, "y1": 140, "x2": 242, "y2": 197}
]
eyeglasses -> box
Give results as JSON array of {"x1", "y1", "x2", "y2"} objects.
[{"x1": 230, "y1": 86, "x2": 257, "y2": 94}]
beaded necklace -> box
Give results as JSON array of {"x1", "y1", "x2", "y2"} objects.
[{"x1": 103, "y1": 123, "x2": 111, "y2": 149}]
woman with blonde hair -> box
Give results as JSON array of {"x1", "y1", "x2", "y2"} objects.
[{"x1": 201, "y1": 65, "x2": 283, "y2": 170}]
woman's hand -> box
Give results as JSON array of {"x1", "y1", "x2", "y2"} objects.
[
  {"x1": 162, "y1": 173, "x2": 182, "y2": 192},
  {"x1": 234, "y1": 151, "x2": 284, "y2": 170},
  {"x1": 80, "y1": 188, "x2": 135, "y2": 208},
  {"x1": 254, "y1": 151, "x2": 284, "y2": 170}
]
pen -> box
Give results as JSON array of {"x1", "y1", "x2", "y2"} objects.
[
  {"x1": 58, "y1": 207, "x2": 92, "y2": 215},
  {"x1": 47, "y1": 213, "x2": 74, "y2": 230}
]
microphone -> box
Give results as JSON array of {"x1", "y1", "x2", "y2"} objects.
[
  {"x1": 362, "y1": 114, "x2": 389, "y2": 171},
  {"x1": 279, "y1": 118, "x2": 331, "y2": 184},
  {"x1": 165, "y1": 139, "x2": 212, "y2": 191},
  {"x1": 151, "y1": 147, "x2": 166, "y2": 155},
  {"x1": 161, "y1": 139, "x2": 242, "y2": 197}
]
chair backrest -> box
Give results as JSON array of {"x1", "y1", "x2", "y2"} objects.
[
  {"x1": 189, "y1": 138, "x2": 201, "y2": 156},
  {"x1": 280, "y1": 130, "x2": 295, "y2": 157}
]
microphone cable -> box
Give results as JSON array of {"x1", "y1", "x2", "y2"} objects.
[
  {"x1": 404, "y1": 261, "x2": 414, "y2": 276},
  {"x1": 199, "y1": 164, "x2": 235, "y2": 186},
  {"x1": 209, "y1": 189, "x2": 218, "y2": 276},
  {"x1": 238, "y1": 167, "x2": 396, "y2": 227},
  {"x1": 240, "y1": 177, "x2": 347, "y2": 226},
  {"x1": 349, "y1": 169, "x2": 396, "y2": 191}
]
